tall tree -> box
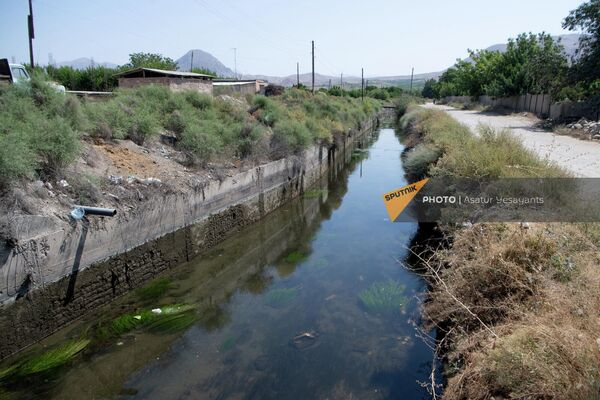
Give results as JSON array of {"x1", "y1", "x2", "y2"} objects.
[
  {"x1": 124, "y1": 53, "x2": 177, "y2": 70},
  {"x1": 563, "y1": 0, "x2": 600, "y2": 85}
]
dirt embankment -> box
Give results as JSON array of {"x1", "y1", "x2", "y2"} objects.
[{"x1": 400, "y1": 106, "x2": 600, "y2": 400}]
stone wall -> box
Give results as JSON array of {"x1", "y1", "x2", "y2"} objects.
[{"x1": 0, "y1": 115, "x2": 379, "y2": 359}]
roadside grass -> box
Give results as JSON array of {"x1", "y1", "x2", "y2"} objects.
[
  {"x1": 398, "y1": 105, "x2": 600, "y2": 399},
  {"x1": 0, "y1": 81, "x2": 381, "y2": 188}
]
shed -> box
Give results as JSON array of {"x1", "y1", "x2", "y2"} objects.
[
  {"x1": 116, "y1": 68, "x2": 213, "y2": 94},
  {"x1": 213, "y1": 79, "x2": 267, "y2": 96}
]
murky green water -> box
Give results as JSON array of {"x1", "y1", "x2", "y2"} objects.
[{"x1": 2, "y1": 128, "x2": 436, "y2": 399}]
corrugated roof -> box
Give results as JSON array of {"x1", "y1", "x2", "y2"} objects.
[{"x1": 115, "y1": 67, "x2": 214, "y2": 79}]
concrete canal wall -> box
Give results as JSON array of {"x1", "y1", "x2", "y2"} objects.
[{"x1": 0, "y1": 114, "x2": 381, "y2": 359}]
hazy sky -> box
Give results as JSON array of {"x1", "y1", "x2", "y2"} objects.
[{"x1": 0, "y1": 0, "x2": 585, "y2": 77}]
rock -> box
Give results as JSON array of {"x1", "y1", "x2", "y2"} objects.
[
  {"x1": 108, "y1": 175, "x2": 123, "y2": 185},
  {"x1": 143, "y1": 177, "x2": 162, "y2": 185},
  {"x1": 596, "y1": 338, "x2": 600, "y2": 351},
  {"x1": 520, "y1": 222, "x2": 531, "y2": 230},
  {"x1": 573, "y1": 123, "x2": 583, "y2": 130},
  {"x1": 58, "y1": 179, "x2": 69, "y2": 188},
  {"x1": 593, "y1": 135, "x2": 600, "y2": 140},
  {"x1": 44, "y1": 182, "x2": 53, "y2": 190}
]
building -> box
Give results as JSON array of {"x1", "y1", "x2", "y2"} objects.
[
  {"x1": 116, "y1": 68, "x2": 213, "y2": 94},
  {"x1": 213, "y1": 79, "x2": 267, "y2": 96}
]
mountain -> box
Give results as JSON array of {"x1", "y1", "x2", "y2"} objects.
[
  {"x1": 56, "y1": 57, "x2": 118, "y2": 69},
  {"x1": 176, "y1": 49, "x2": 235, "y2": 77}
]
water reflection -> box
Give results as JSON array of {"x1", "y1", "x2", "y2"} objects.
[{"x1": 1, "y1": 128, "x2": 435, "y2": 400}]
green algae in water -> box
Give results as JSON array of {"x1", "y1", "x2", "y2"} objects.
[
  {"x1": 264, "y1": 287, "x2": 299, "y2": 308},
  {"x1": 303, "y1": 189, "x2": 328, "y2": 199},
  {"x1": 219, "y1": 336, "x2": 237, "y2": 353},
  {"x1": 284, "y1": 251, "x2": 308, "y2": 263},
  {"x1": 359, "y1": 281, "x2": 407, "y2": 314},
  {"x1": 135, "y1": 277, "x2": 172, "y2": 301},
  {"x1": 96, "y1": 304, "x2": 196, "y2": 339},
  {"x1": 0, "y1": 339, "x2": 90, "y2": 382}
]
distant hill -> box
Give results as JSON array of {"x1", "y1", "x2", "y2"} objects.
[
  {"x1": 176, "y1": 49, "x2": 235, "y2": 77},
  {"x1": 56, "y1": 57, "x2": 118, "y2": 69}
]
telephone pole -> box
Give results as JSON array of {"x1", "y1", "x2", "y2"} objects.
[
  {"x1": 232, "y1": 48, "x2": 238, "y2": 79},
  {"x1": 410, "y1": 67, "x2": 414, "y2": 93},
  {"x1": 361, "y1": 68, "x2": 364, "y2": 101},
  {"x1": 28, "y1": 0, "x2": 35, "y2": 68},
  {"x1": 190, "y1": 51, "x2": 194, "y2": 71},
  {"x1": 311, "y1": 41, "x2": 315, "y2": 93},
  {"x1": 297, "y1": 62, "x2": 300, "y2": 87},
  {"x1": 340, "y1": 73, "x2": 343, "y2": 89}
]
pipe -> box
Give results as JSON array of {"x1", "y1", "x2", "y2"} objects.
[{"x1": 72, "y1": 205, "x2": 117, "y2": 219}]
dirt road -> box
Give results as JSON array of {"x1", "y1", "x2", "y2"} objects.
[{"x1": 423, "y1": 103, "x2": 600, "y2": 177}]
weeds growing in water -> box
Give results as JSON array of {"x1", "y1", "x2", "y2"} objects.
[
  {"x1": 358, "y1": 281, "x2": 407, "y2": 314},
  {"x1": 264, "y1": 287, "x2": 299, "y2": 308},
  {"x1": 95, "y1": 304, "x2": 196, "y2": 340},
  {"x1": 284, "y1": 251, "x2": 308, "y2": 263},
  {"x1": 135, "y1": 277, "x2": 172, "y2": 301},
  {"x1": 0, "y1": 339, "x2": 90, "y2": 382},
  {"x1": 219, "y1": 337, "x2": 237, "y2": 353}
]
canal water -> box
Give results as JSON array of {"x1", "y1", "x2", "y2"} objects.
[{"x1": 2, "y1": 128, "x2": 435, "y2": 399}]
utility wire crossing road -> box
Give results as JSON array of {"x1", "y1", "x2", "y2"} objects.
[{"x1": 423, "y1": 103, "x2": 600, "y2": 178}]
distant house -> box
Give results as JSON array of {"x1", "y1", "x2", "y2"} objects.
[
  {"x1": 115, "y1": 68, "x2": 213, "y2": 94},
  {"x1": 213, "y1": 79, "x2": 267, "y2": 96}
]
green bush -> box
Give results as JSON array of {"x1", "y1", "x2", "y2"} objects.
[
  {"x1": 180, "y1": 119, "x2": 225, "y2": 165},
  {"x1": 272, "y1": 120, "x2": 311, "y2": 153}
]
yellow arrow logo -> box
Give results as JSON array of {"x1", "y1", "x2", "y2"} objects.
[{"x1": 382, "y1": 178, "x2": 429, "y2": 222}]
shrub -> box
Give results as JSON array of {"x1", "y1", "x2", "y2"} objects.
[
  {"x1": 272, "y1": 120, "x2": 311, "y2": 154},
  {"x1": 252, "y1": 95, "x2": 283, "y2": 127},
  {"x1": 185, "y1": 91, "x2": 213, "y2": 110},
  {"x1": 179, "y1": 119, "x2": 224, "y2": 165},
  {"x1": 403, "y1": 144, "x2": 442, "y2": 178},
  {"x1": 127, "y1": 108, "x2": 160, "y2": 145}
]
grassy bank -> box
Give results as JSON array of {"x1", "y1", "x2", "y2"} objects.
[
  {"x1": 399, "y1": 105, "x2": 600, "y2": 399},
  {"x1": 0, "y1": 77, "x2": 381, "y2": 189}
]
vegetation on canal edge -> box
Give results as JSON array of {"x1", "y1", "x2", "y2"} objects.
[
  {"x1": 0, "y1": 78, "x2": 381, "y2": 189},
  {"x1": 135, "y1": 277, "x2": 173, "y2": 301},
  {"x1": 396, "y1": 103, "x2": 600, "y2": 399},
  {"x1": 358, "y1": 281, "x2": 407, "y2": 314}
]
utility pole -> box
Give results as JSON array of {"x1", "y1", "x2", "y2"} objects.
[
  {"x1": 328, "y1": 79, "x2": 331, "y2": 89},
  {"x1": 297, "y1": 62, "x2": 300, "y2": 87},
  {"x1": 410, "y1": 67, "x2": 414, "y2": 94},
  {"x1": 311, "y1": 40, "x2": 315, "y2": 93},
  {"x1": 340, "y1": 73, "x2": 343, "y2": 90},
  {"x1": 28, "y1": 0, "x2": 35, "y2": 68},
  {"x1": 190, "y1": 51, "x2": 194, "y2": 72},
  {"x1": 232, "y1": 48, "x2": 237, "y2": 79},
  {"x1": 361, "y1": 68, "x2": 364, "y2": 101}
]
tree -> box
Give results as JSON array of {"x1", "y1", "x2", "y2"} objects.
[
  {"x1": 124, "y1": 53, "x2": 177, "y2": 70},
  {"x1": 421, "y1": 79, "x2": 438, "y2": 98},
  {"x1": 563, "y1": 0, "x2": 600, "y2": 85},
  {"x1": 191, "y1": 67, "x2": 217, "y2": 77}
]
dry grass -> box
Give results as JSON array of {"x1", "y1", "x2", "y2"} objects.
[{"x1": 398, "y1": 105, "x2": 600, "y2": 399}]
